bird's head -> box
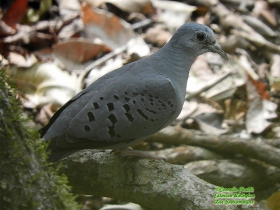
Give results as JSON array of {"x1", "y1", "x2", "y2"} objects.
[{"x1": 170, "y1": 23, "x2": 228, "y2": 60}]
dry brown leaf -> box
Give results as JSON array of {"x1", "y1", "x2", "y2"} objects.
[
  {"x1": 246, "y1": 76, "x2": 277, "y2": 134},
  {"x1": 1, "y1": 0, "x2": 28, "y2": 28},
  {"x1": 53, "y1": 38, "x2": 111, "y2": 63},
  {"x1": 248, "y1": 75, "x2": 270, "y2": 100},
  {"x1": 82, "y1": 3, "x2": 135, "y2": 49},
  {"x1": 88, "y1": 0, "x2": 155, "y2": 14}
]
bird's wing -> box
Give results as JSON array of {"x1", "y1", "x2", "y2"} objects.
[
  {"x1": 46, "y1": 73, "x2": 178, "y2": 150},
  {"x1": 40, "y1": 62, "x2": 133, "y2": 139}
]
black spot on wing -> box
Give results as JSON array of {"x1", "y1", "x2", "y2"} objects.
[
  {"x1": 93, "y1": 102, "x2": 99, "y2": 109},
  {"x1": 84, "y1": 125, "x2": 91, "y2": 131},
  {"x1": 87, "y1": 112, "x2": 95, "y2": 122},
  {"x1": 108, "y1": 125, "x2": 115, "y2": 137},
  {"x1": 137, "y1": 109, "x2": 149, "y2": 120},
  {"x1": 123, "y1": 104, "x2": 130, "y2": 112},
  {"x1": 125, "y1": 113, "x2": 134, "y2": 122},
  {"x1": 145, "y1": 108, "x2": 157, "y2": 115},
  {"x1": 107, "y1": 103, "x2": 114, "y2": 111},
  {"x1": 108, "y1": 114, "x2": 117, "y2": 124}
]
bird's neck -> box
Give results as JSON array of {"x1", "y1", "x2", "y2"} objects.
[{"x1": 150, "y1": 41, "x2": 197, "y2": 99}]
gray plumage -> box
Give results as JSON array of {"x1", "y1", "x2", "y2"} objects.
[{"x1": 40, "y1": 23, "x2": 227, "y2": 161}]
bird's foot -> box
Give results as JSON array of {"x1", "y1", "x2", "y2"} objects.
[{"x1": 111, "y1": 148, "x2": 165, "y2": 160}]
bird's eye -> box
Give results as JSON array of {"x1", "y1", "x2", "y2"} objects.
[{"x1": 196, "y1": 33, "x2": 205, "y2": 41}]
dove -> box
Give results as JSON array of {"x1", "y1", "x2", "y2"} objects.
[{"x1": 40, "y1": 22, "x2": 227, "y2": 161}]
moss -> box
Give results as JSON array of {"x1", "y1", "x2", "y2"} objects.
[{"x1": 0, "y1": 68, "x2": 79, "y2": 210}]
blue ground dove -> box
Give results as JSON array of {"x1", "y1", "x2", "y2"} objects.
[{"x1": 40, "y1": 23, "x2": 227, "y2": 161}]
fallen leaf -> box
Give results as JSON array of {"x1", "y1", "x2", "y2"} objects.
[
  {"x1": 204, "y1": 57, "x2": 246, "y2": 101},
  {"x1": 186, "y1": 54, "x2": 244, "y2": 101},
  {"x1": 181, "y1": 100, "x2": 227, "y2": 135},
  {"x1": 270, "y1": 54, "x2": 280, "y2": 78},
  {"x1": 1, "y1": 0, "x2": 28, "y2": 28},
  {"x1": 82, "y1": 3, "x2": 135, "y2": 49},
  {"x1": 193, "y1": 112, "x2": 228, "y2": 135},
  {"x1": 53, "y1": 38, "x2": 112, "y2": 63},
  {"x1": 248, "y1": 75, "x2": 270, "y2": 100},
  {"x1": 246, "y1": 76, "x2": 277, "y2": 134},
  {"x1": 127, "y1": 37, "x2": 150, "y2": 57},
  {"x1": 144, "y1": 24, "x2": 172, "y2": 47},
  {"x1": 7, "y1": 62, "x2": 77, "y2": 108},
  {"x1": 58, "y1": 0, "x2": 81, "y2": 16},
  {"x1": 0, "y1": 20, "x2": 16, "y2": 37},
  {"x1": 177, "y1": 101, "x2": 198, "y2": 120},
  {"x1": 86, "y1": 55, "x2": 124, "y2": 87},
  {"x1": 58, "y1": 17, "x2": 83, "y2": 40},
  {"x1": 7, "y1": 52, "x2": 38, "y2": 67},
  {"x1": 89, "y1": 0, "x2": 155, "y2": 14},
  {"x1": 151, "y1": 0, "x2": 196, "y2": 31}
]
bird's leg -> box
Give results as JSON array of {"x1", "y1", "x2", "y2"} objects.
[{"x1": 111, "y1": 147, "x2": 165, "y2": 160}]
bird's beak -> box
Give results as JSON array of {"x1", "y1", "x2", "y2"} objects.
[{"x1": 208, "y1": 42, "x2": 228, "y2": 60}]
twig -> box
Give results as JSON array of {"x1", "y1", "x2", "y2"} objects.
[
  {"x1": 131, "y1": 19, "x2": 153, "y2": 30},
  {"x1": 185, "y1": 70, "x2": 233, "y2": 100},
  {"x1": 147, "y1": 126, "x2": 280, "y2": 168}
]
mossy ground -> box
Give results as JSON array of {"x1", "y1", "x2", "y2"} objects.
[{"x1": 0, "y1": 68, "x2": 79, "y2": 210}]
